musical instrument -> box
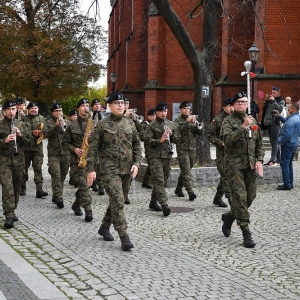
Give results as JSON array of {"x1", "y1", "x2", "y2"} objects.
[
  {"x1": 78, "y1": 111, "x2": 94, "y2": 168},
  {"x1": 190, "y1": 114, "x2": 204, "y2": 130},
  {"x1": 17, "y1": 109, "x2": 26, "y2": 121},
  {"x1": 58, "y1": 115, "x2": 67, "y2": 131},
  {"x1": 11, "y1": 118, "x2": 19, "y2": 155},
  {"x1": 163, "y1": 117, "x2": 173, "y2": 155},
  {"x1": 131, "y1": 108, "x2": 144, "y2": 122},
  {"x1": 35, "y1": 122, "x2": 44, "y2": 144}
]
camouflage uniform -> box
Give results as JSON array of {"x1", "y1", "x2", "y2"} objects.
[
  {"x1": 207, "y1": 111, "x2": 231, "y2": 203},
  {"x1": 86, "y1": 114, "x2": 142, "y2": 236},
  {"x1": 140, "y1": 120, "x2": 152, "y2": 185},
  {"x1": 174, "y1": 114, "x2": 203, "y2": 193},
  {"x1": 0, "y1": 117, "x2": 32, "y2": 218},
  {"x1": 21, "y1": 114, "x2": 45, "y2": 190},
  {"x1": 143, "y1": 118, "x2": 180, "y2": 206},
  {"x1": 62, "y1": 115, "x2": 95, "y2": 212},
  {"x1": 220, "y1": 111, "x2": 264, "y2": 230},
  {"x1": 43, "y1": 115, "x2": 69, "y2": 201}
]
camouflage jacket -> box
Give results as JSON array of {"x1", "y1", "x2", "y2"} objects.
[
  {"x1": 220, "y1": 111, "x2": 265, "y2": 170},
  {"x1": 22, "y1": 114, "x2": 44, "y2": 153},
  {"x1": 43, "y1": 115, "x2": 69, "y2": 157},
  {"x1": 62, "y1": 115, "x2": 96, "y2": 164},
  {"x1": 86, "y1": 114, "x2": 142, "y2": 175},
  {"x1": 174, "y1": 114, "x2": 203, "y2": 155},
  {"x1": 0, "y1": 116, "x2": 32, "y2": 166},
  {"x1": 207, "y1": 111, "x2": 230, "y2": 161},
  {"x1": 143, "y1": 117, "x2": 181, "y2": 159},
  {"x1": 139, "y1": 120, "x2": 153, "y2": 157}
]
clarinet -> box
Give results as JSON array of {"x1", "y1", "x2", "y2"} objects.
[
  {"x1": 11, "y1": 118, "x2": 19, "y2": 155},
  {"x1": 163, "y1": 117, "x2": 173, "y2": 155}
]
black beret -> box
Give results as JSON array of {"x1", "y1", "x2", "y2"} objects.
[
  {"x1": 124, "y1": 97, "x2": 130, "y2": 102},
  {"x1": 68, "y1": 110, "x2": 77, "y2": 117},
  {"x1": 27, "y1": 102, "x2": 38, "y2": 109},
  {"x1": 156, "y1": 102, "x2": 168, "y2": 111},
  {"x1": 91, "y1": 99, "x2": 100, "y2": 106},
  {"x1": 147, "y1": 108, "x2": 156, "y2": 115},
  {"x1": 15, "y1": 97, "x2": 24, "y2": 104},
  {"x1": 231, "y1": 91, "x2": 247, "y2": 104},
  {"x1": 106, "y1": 91, "x2": 124, "y2": 104},
  {"x1": 50, "y1": 103, "x2": 62, "y2": 112},
  {"x1": 222, "y1": 98, "x2": 232, "y2": 107},
  {"x1": 2, "y1": 100, "x2": 16, "y2": 110},
  {"x1": 179, "y1": 101, "x2": 190, "y2": 109},
  {"x1": 76, "y1": 98, "x2": 89, "y2": 108}
]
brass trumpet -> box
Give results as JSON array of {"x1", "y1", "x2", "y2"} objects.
[
  {"x1": 35, "y1": 122, "x2": 44, "y2": 144},
  {"x1": 131, "y1": 108, "x2": 144, "y2": 122},
  {"x1": 190, "y1": 114, "x2": 204, "y2": 130},
  {"x1": 58, "y1": 114, "x2": 67, "y2": 131}
]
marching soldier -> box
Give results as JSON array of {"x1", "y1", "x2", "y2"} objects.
[
  {"x1": 67, "y1": 110, "x2": 77, "y2": 186},
  {"x1": 143, "y1": 102, "x2": 181, "y2": 216},
  {"x1": 0, "y1": 100, "x2": 32, "y2": 228},
  {"x1": 174, "y1": 101, "x2": 204, "y2": 200},
  {"x1": 207, "y1": 98, "x2": 233, "y2": 207},
  {"x1": 86, "y1": 91, "x2": 142, "y2": 251},
  {"x1": 43, "y1": 103, "x2": 70, "y2": 209},
  {"x1": 15, "y1": 97, "x2": 26, "y2": 120},
  {"x1": 20, "y1": 102, "x2": 48, "y2": 198},
  {"x1": 62, "y1": 98, "x2": 94, "y2": 222}
]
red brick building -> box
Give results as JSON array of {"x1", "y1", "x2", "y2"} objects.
[{"x1": 107, "y1": 0, "x2": 300, "y2": 120}]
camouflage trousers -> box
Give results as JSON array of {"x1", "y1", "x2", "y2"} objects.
[
  {"x1": 142, "y1": 157, "x2": 151, "y2": 184},
  {"x1": 71, "y1": 163, "x2": 92, "y2": 211},
  {"x1": 101, "y1": 173, "x2": 131, "y2": 236},
  {"x1": 22, "y1": 151, "x2": 44, "y2": 188},
  {"x1": 150, "y1": 158, "x2": 171, "y2": 205},
  {"x1": 48, "y1": 155, "x2": 69, "y2": 199},
  {"x1": 226, "y1": 168, "x2": 256, "y2": 231},
  {"x1": 95, "y1": 162, "x2": 104, "y2": 188},
  {"x1": 176, "y1": 152, "x2": 194, "y2": 192},
  {"x1": 215, "y1": 160, "x2": 231, "y2": 204},
  {"x1": 0, "y1": 164, "x2": 23, "y2": 217}
]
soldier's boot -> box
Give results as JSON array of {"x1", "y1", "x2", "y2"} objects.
[
  {"x1": 188, "y1": 191, "x2": 197, "y2": 201},
  {"x1": 162, "y1": 204, "x2": 171, "y2": 217},
  {"x1": 56, "y1": 197, "x2": 64, "y2": 209},
  {"x1": 52, "y1": 196, "x2": 56, "y2": 203},
  {"x1": 124, "y1": 198, "x2": 130, "y2": 205},
  {"x1": 142, "y1": 182, "x2": 153, "y2": 189},
  {"x1": 98, "y1": 186, "x2": 105, "y2": 196},
  {"x1": 175, "y1": 188, "x2": 185, "y2": 197},
  {"x1": 36, "y1": 187, "x2": 48, "y2": 198},
  {"x1": 242, "y1": 229, "x2": 256, "y2": 248},
  {"x1": 4, "y1": 217, "x2": 14, "y2": 229},
  {"x1": 13, "y1": 213, "x2": 18, "y2": 222},
  {"x1": 149, "y1": 200, "x2": 162, "y2": 211},
  {"x1": 91, "y1": 182, "x2": 99, "y2": 192},
  {"x1": 85, "y1": 210, "x2": 93, "y2": 222},
  {"x1": 213, "y1": 196, "x2": 228, "y2": 208},
  {"x1": 222, "y1": 213, "x2": 234, "y2": 237},
  {"x1": 20, "y1": 186, "x2": 26, "y2": 196},
  {"x1": 69, "y1": 178, "x2": 75, "y2": 186},
  {"x1": 98, "y1": 225, "x2": 114, "y2": 241},
  {"x1": 71, "y1": 203, "x2": 83, "y2": 216},
  {"x1": 120, "y1": 234, "x2": 134, "y2": 251}
]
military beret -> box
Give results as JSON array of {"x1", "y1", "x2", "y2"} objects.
[
  {"x1": 222, "y1": 98, "x2": 232, "y2": 107},
  {"x1": 179, "y1": 101, "x2": 190, "y2": 109},
  {"x1": 27, "y1": 102, "x2": 38, "y2": 109},
  {"x1": 147, "y1": 108, "x2": 156, "y2": 115},
  {"x1": 231, "y1": 91, "x2": 247, "y2": 104},
  {"x1": 91, "y1": 99, "x2": 100, "y2": 106},
  {"x1": 156, "y1": 102, "x2": 168, "y2": 111},
  {"x1": 272, "y1": 86, "x2": 280, "y2": 91},
  {"x1": 68, "y1": 110, "x2": 77, "y2": 117},
  {"x1": 106, "y1": 91, "x2": 124, "y2": 104},
  {"x1": 124, "y1": 97, "x2": 130, "y2": 102},
  {"x1": 50, "y1": 103, "x2": 62, "y2": 112},
  {"x1": 15, "y1": 97, "x2": 24, "y2": 105},
  {"x1": 2, "y1": 100, "x2": 16, "y2": 110},
  {"x1": 76, "y1": 98, "x2": 89, "y2": 108}
]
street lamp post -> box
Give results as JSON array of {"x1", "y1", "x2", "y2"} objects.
[
  {"x1": 110, "y1": 72, "x2": 117, "y2": 93},
  {"x1": 248, "y1": 43, "x2": 260, "y2": 102}
]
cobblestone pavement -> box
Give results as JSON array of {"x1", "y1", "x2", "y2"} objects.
[{"x1": 0, "y1": 141, "x2": 300, "y2": 299}]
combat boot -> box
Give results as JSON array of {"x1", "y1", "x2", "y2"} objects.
[
  {"x1": 222, "y1": 213, "x2": 234, "y2": 237},
  {"x1": 125, "y1": 198, "x2": 130, "y2": 205},
  {"x1": 98, "y1": 224, "x2": 114, "y2": 241},
  {"x1": 85, "y1": 210, "x2": 93, "y2": 222},
  {"x1": 20, "y1": 186, "x2": 26, "y2": 196},
  {"x1": 188, "y1": 191, "x2": 197, "y2": 201},
  {"x1": 142, "y1": 182, "x2": 153, "y2": 189},
  {"x1": 36, "y1": 187, "x2": 48, "y2": 198},
  {"x1": 69, "y1": 178, "x2": 75, "y2": 186},
  {"x1": 213, "y1": 197, "x2": 228, "y2": 208},
  {"x1": 98, "y1": 186, "x2": 105, "y2": 196},
  {"x1": 242, "y1": 230, "x2": 256, "y2": 248},
  {"x1": 120, "y1": 234, "x2": 134, "y2": 251},
  {"x1": 71, "y1": 203, "x2": 83, "y2": 216},
  {"x1": 91, "y1": 182, "x2": 99, "y2": 192},
  {"x1": 162, "y1": 204, "x2": 171, "y2": 217},
  {"x1": 149, "y1": 200, "x2": 162, "y2": 211},
  {"x1": 13, "y1": 213, "x2": 18, "y2": 222},
  {"x1": 56, "y1": 197, "x2": 64, "y2": 209},
  {"x1": 175, "y1": 188, "x2": 185, "y2": 197},
  {"x1": 4, "y1": 217, "x2": 14, "y2": 229}
]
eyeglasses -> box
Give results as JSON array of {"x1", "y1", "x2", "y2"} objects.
[
  {"x1": 111, "y1": 101, "x2": 125, "y2": 106},
  {"x1": 236, "y1": 100, "x2": 248, "y2": 104}
]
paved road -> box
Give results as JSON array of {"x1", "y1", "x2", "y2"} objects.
[{"x1": 0, "y1": 141, "x2": 299, "y2": 299}]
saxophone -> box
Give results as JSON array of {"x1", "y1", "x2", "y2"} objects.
[{"x1": 78, "y1": 112, "x2": 94, "y2": 168}]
